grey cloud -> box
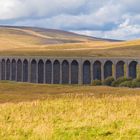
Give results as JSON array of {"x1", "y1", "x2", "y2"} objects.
[{"x1": 0, "y1": 0, "x2": 140, "y2": 40}]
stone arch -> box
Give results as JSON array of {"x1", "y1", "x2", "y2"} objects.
[
  {"x1": 116, "y1": 61, "x2": 125, "y2": 79},
  {"x1": 17, "y1": 59, "x2": 22, "y2": 82},
  {"x1": 31, "y1": 59, "x2": 37, "y2": 83},
  {"x1": 71, "y1": 60, "x2": 79, "y2": 84},
  {"x1": 62, "y1": 60, "x2": 69, "y2": 84},
  {"x1": 104, "y1": 60, "x2": 113, "y2": 79},
  {"x1": 93, "y1": 61, "x2": 101, "y2": 80},
  {"x1": 11, "y1": 59, "x2": 16, "y2": 81},
  {"x1": 23, "y1": 59, "x2": 28, "y2": 82},
  {"x1": 1, "y1": 59, "x2": 6, "y2": 80},
  {"x1": 6, "y1": 59, "x2": 10, "y2": 80},
  {"x1": 83, "y1": 60, "x2": 91, "y2": 84},
  {"x1": 129, "y1": 61, "x2": 138, "y2": 79},
  {"x1": 53, "y1": 60, "x2": 60, "y2": 84},
  {"x1": 38, "y1": 60, "x2": 44, "y2": 83},
  {"x1": 45, "y1": 60, "x2": 52, "y2": 84}
]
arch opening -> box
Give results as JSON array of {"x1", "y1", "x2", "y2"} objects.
[
  {"x1": 129, "y1": 61, "x2": 138, "y2": 79},
  {"x1": 6, "y1": 59, "x2": 10, "y2": 80},
  {"x1": 83, "y1": 61, "x2": 91, "y2": 84},
  {"x1": 38, "y1": 60, "x2": 44, "y2": 83},
  {"x1": 93, "y1": 61, "x2": 101, "y2": 80},
  {"x1": 1, "y1": 59, "x2": 6, "y2": 80},
  {"x1": 11, "y1": 59, "x2": 16, "y2": 81},
  {"x1": 104, "y1": 61, "x2": 113, "y2": 79},
  {"x1": 17, "y1": 59, "x2": 22, "y2": 82},
  {"x1": 45, "y1": 60, "x2": 52, "y2": 84},
  {"x1": 53, "y1": 60, "x2": 60, "y2": 84},
  {"x1": 31, "y1": 60, "x2": 37, "y2": 83},
  {"x1": 116, "y1": 61, "x2": 125, "y2": 79},
  {"x1": 23, "y1": 60, "x2": 28, "y2": 82},
  {"x1": 62, "y1": 60, "x2": 69, "y2": 84},
  {"x1": 71, "y1": 60, "x2": 79, "y2": 84}
]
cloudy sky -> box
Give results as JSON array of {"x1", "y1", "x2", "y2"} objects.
[{"x1": 0, "y1": 0, "x2": 140, "y2": 40}]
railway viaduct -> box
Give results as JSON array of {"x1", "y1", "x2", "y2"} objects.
[{"x1": 0, "y1": 56, "x2": 139, "y2": 84}]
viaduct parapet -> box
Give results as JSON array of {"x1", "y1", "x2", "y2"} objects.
[{"x1": 0, "y1": 56, "x2": 139, "y2": 84}]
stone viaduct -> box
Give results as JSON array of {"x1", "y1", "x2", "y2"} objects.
[{"x1": 0, "y1": 56, "x2": 139, "y2": 84}]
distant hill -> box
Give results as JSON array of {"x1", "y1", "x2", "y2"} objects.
[
  {"x1": 0, "y1": 26, "x2": 121, "y2": 45},
  {"x1": 0, "y1": 26, "x2": 139, "y2": 57}
]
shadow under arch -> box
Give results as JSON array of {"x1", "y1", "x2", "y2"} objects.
[
  {"x1": 17, "y1": 59, "x2": 22, "y2": 82},
  {"x1": 53, "y1": 60, "x2": 60, "y2": 84},
  {"x1": 23, "y1": 59, "x2": 28, "y2": 82},
  {"x1": 129, "y1": 61, "x2": 138, "y2": 79},
  {"x1": 62, "y1": 60, "x2": 69, "y2": 84},
  {"x1": 1, "y1": 59, "x2": 6, "y2": 80},
  {"x1": 38, "y1": 60, "x2": 44, "y2": 83},
  {"x1": 116, "y1": 61, "x2": 125, "y2": 79},
  {"x1": 93, "y1": 60, "x2": 101, "y2": 80},
  {"x1": 31, "y1": 59, "x2": 37, "y2": 83},
  {"x1": 104, "y1": 60, "x2": 113, "y2": 79},
  {"x1": 83, "y1": 60, "x2": 91, "y2": 84},
  {"x1": 11, "y1": 59, "x2": 16, "y2": 81},
  {"x1": 45, "y1": 60, "x2": 52, "y2": 84},
  {"x1": 71, "y1": 60, "x2": 79, "y2": 84},
  {"x1": 6, "y1": 59, "x2": 10, "y2": 80}
]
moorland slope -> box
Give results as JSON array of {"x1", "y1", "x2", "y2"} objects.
[{"x1": 0, "y1": 26, "x2": 140, "y2": 57}]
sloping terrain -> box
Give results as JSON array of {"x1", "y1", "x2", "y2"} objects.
[
  {"x1": 0, "y1": 26, "x2": 140, "y2": 57},
  {"x1": 0, "y1": 26, "x2": 115, "y2": 47}
]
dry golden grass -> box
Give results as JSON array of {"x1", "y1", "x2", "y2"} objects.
[
  {"x1": 0, "y1": 27, "x2": 140, "y2": 57},
  {"x1": 0, "y1": 82, "x2": 139, "y2": 139}
]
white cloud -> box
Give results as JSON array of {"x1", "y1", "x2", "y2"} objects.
[
  {"x1": 0, "y1": 0, "x2": 89, "y2": 19},
  {"x1": 0, "y1": 0, "x2": 140, "y2": 40},
  {"x1": 74, "y1": 24, "x2": 140, "y2": 40},
  {"x1": 0, "y1": 0, "x2": 23, "y2": 19}
]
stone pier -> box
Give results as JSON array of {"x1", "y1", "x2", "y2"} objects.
[{"x1": 0, "y1": 56, "x2": 139, "y2": 84}]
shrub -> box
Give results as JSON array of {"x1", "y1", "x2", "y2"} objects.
[
  {"x1": 119, "y1": 81, "x2": 132, "y2": 88},
  {"x1": 131, "y1": 79, "x2": 140, "y2": 88},
  {"x1": 103, "y1": 77, "x2": 115, "y2": 86},
  {"x1": 134, "y1": 78, "x2": 140, "y2": 82},
  {"x1": 92, "y1": 80, "x2": 102, "y2": 86},
  {"x1": 111, "y1": 77, "x2": 132, "y2": 87}
]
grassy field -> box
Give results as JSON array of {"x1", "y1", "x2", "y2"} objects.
[{"x1": 0, "y1": 82, "x2": 139, "y2": 139}]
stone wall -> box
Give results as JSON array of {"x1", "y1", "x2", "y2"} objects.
[{"x1": 0, "y1": 56, "x2": 139, "y2": 84}]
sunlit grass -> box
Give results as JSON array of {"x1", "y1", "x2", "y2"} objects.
[
  {"x1": 0, "y1": 82, "x2": 139, "y2": 139},
  {"x1": 0, "y1": 27, "x2": 140, "y2": 57}
]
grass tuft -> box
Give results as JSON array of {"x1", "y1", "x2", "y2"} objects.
[{"x1": 0, "y1": 83, "x2": 139, "y2": 139}]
